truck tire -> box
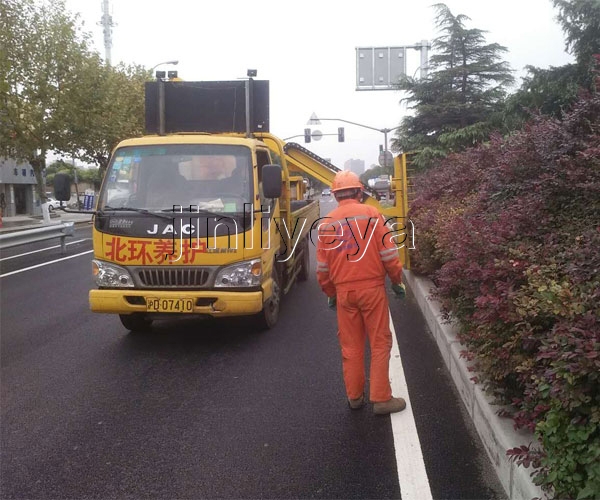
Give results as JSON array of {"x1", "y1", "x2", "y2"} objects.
[
  {"x1": 253, "y1": 265, "x2": 281, "y2": 330},
  {"x1": 297, "y1": 237, "x2": 310, "y2": 282},
  {"x1": 119, "y1": 313, "x2": 152, "y2": 333}
]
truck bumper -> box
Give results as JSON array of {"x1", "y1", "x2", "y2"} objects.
[{"x1": 89, "y1": 289, "x2": 264, "y2": 316}]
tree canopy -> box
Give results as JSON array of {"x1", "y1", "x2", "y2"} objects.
[
  {"x1": 60, "y1": 60, "x2": 149, "y2": 173},
  {"x1": 391, "y1": 3, "x2": 514, "y2": 170},
  {"x1": 503, "y1": 0, "x2": 600, "y2": 127},
  {"x1": 1, "y1": 0, "x2": 93, "y2": 197},
  {"x1": 0, "y1": 0, "x2": 148, "y2": 200},
  {"x1": 552, "y1": 0, "x2": 600, "y2": 85}
]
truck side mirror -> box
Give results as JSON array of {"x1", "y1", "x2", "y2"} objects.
[
  {"x1": 262, "y1": 164, "x2": 282, "y2": 198},
  {"x1": 53, "y1": 173, "x2": 71, "y2": 202}
]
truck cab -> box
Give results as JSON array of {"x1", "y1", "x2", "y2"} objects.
[{"x1": 90, "y1": 130, "x2": 320, "y2": 332}]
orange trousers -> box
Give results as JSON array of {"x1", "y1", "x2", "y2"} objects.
[{"x1": 335, "y1": 285, "x2": 392, "y2": 403}]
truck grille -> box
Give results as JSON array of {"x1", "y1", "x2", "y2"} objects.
[{"x1": 136, "y1": 267, "x2": 211, "y2": 288}]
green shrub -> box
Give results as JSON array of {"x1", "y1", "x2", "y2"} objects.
[{"x1": 409, "y1": 89, "x2": 600, "y2": 499}]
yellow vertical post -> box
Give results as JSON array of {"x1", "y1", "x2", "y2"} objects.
[{"x1": 392, "y1": 154, "x2": 410, "y2": 270}]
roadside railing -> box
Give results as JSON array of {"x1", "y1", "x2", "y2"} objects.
[{"x1": 0, "y1": 222, "x2": 75, "y2": 254}]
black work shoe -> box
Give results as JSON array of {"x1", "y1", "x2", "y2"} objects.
[
  {"x1": 373, "y1": 397, "x2": 406, "y2": 415},
  {"x1": 348, "y1": 394, "x2": 365, "y2": 410}
]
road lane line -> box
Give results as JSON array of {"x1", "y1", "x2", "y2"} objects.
[
  {"x1": 0, "y1": 239, "x2": 90, "y2": 262},
  {"x1": 389, "y1": 310, "x2": 433, "y2": 500},
  {"x1": 0, "y1": 250, "x2": 93, "y2": 278}
]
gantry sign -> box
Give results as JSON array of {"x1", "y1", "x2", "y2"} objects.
[{"x1": 355, "y1": 41, "x2": 430, "y2": 91}]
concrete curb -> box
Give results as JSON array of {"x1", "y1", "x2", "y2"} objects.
[{"x1": 403, "y1": 269, "x2": 544, "y2": 500}]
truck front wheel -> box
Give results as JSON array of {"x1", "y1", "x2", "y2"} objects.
[
  {"x1": 119, "y1": 313, "x2": 152, "y2": 333},
  {"x1": 253, "y1": 265, "x2": 281, "y2": 330}
]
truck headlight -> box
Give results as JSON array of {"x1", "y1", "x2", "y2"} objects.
[
  {"x1": 214, "y1": 259, "x2": 262, "y2": 287},
  {"x1": 92, "y1": 260, "x2": 134, "y2": 288}
]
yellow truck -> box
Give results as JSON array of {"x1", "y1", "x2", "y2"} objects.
[{"x1": 54, "y1": 77, "x2": 411, "y2": 332}]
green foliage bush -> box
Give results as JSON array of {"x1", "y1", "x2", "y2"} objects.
[{"x1": 408, "y1": 88, "x2": 600, "y2": 499}]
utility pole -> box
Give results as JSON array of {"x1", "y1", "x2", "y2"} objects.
[
  {"x1": 417, "y1": 40, "x2": 430, "y2": 79},
  {"x1": 72, "y1": 157, "x2": 80, "y2": 209},
  {"x1": 98, "y1": 0, "x2": 116, "y2": 65}
]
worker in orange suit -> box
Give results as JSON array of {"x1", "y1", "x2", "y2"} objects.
[{"x1": 316, "y1": 170, "x2": 407, "y2": 415}]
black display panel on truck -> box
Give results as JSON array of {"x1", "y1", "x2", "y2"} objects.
[{"x1": 144, "y1": 80, "x2": 270, "y2": 134}]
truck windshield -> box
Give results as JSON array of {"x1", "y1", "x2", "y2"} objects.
[{"x1": 99, "y1": 144, "x2": 253, "y2": 214}]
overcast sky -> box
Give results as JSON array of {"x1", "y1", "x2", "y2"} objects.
[{"x1": 66, "y1": 0, "x2": 574, "y2": 170}]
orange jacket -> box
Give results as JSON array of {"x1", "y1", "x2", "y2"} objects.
[{"x1": 316, "y1": 199, "x2": 403, "y2": 296}]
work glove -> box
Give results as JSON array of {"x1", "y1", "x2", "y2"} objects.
[
  {"x1": 391, "y1": 282, "x2": 406, "y2": 299},
  {"x1": 327, "y1": 296, "x2": 337, "y2": 309}
]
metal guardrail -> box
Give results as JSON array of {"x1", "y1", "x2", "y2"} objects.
[{"x1": 0, "y1": 222, "x2": 75, "y2": 254}]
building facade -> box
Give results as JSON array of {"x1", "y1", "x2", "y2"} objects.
[
  {"x1": 344, "y1": 158, "x2": 365, "y2": 176},
  {"x1": 0, "y1": 158, "x2": 40, "y2": 217}
]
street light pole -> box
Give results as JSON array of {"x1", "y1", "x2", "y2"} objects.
[
  {"x1": 308, "y1": 115, "x2": 402, "y2": 167},
  {"x1": 150, "y1": 59, "x2": 179, "y2": 135},
  {"x1": 150, "y1": 60, "x2": 178, "y2": 135},
  {"x1": 151, "y1": 59, "x2": 179, "y2": 76}
]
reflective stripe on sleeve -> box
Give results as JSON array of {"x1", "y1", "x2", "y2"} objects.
[
  {"x1": 380, "y1": 247, "x2": 399, "y2": 261},
  {"x1": 316, "y1": 261, "x2": 329, "y2": 272}
]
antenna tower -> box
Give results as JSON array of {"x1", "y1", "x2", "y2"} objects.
[{"x1": 98, "y1": 0, "x2": 116, "y2": 64}]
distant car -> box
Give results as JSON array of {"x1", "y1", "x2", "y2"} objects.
[
  {"x1": 46, "y1": 197, "x2": 63, "y2": 211},
  {"x1": 322, "y1": 188, "x2": 331, "y2": 197}
]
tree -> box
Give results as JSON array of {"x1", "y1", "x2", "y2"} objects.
[
  {"x1": 502, "y1": 64, "x2": 581, "y2": 127},
  {"x1": 392, "y1": 3, "x2": 514, "y2": 169},
  {"x1": 44, "y1": 161, "x2": 101, "y2": 191},
  {"x1": 552, "y1": 0, "x2": 600, "y2": 89},
  {"x1": 1, "y1": 0, "x2": 149, "y2": 199},
  {"x1": 77, "y1": 167, "x2": 102, "y2": 190},
  {"x1": 502, "y1": 0, "x2": 600, "y2": 128},
  {"x1": 60, "y1": 61, "x2": 149, "y2": 175},
  {"x1": 0, "y1": 0, "x2": 97, "y2": 201},
  {"x1": 360, "y1": 164, "x2": 392, "y2": 186}
]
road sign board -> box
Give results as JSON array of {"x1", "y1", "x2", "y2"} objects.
[{"x1": 356, "y1": 47, "x2": 406, "y2": 90}]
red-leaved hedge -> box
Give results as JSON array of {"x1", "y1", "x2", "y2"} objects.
[{"x1": 408, "y1": 89, "x2": 600, "y2": 499}]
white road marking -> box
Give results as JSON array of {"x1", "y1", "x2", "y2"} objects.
[
  {"x1": 0, "y1": 239, "x2": 90, "y2": 262},
  {"x1": 0, "y1": 250, "x2": 93, "y2": 278},
  {"x1": 389, "y1": 310, "x2": 433, "y2": 500}
]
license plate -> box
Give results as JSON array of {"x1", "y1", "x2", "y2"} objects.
[{"x1": 147, "y1": 297, "x2": 194, "y2": 313}]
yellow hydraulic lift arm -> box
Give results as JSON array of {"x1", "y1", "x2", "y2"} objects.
[{"x1": 257, "y1": 133, "x2": 411, "y2": 268}]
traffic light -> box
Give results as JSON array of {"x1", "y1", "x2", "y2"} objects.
[
  {"x1": 304, "y1": 128, "x2": 311, "y2": 143},
  {"x1": 338, "y1": 127, "x2": 345, "y2": 142}
]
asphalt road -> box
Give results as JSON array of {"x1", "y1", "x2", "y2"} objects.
[{"x1": 1, "y1": 207, "x2": 506, "y2": 500}]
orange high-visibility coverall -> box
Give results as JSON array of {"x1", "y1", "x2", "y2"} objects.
[{"x1": 316, "y1": 199, "x2": 403, "y2": 402}]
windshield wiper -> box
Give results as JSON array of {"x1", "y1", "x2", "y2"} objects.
[{"x1": 99, "y1": 206, "x2": 174, "y2": 220}]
